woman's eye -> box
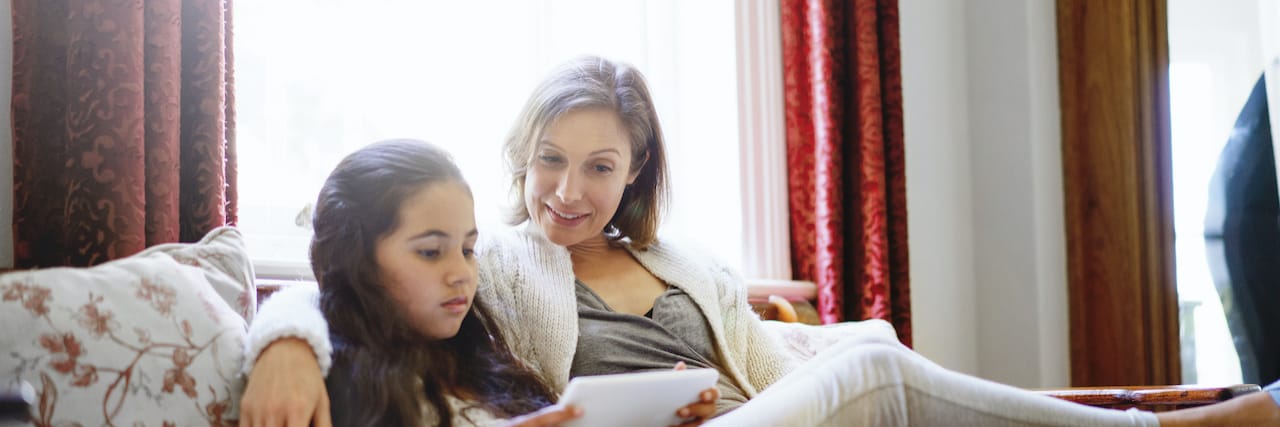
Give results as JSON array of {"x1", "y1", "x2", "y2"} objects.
[
  {"x1": 593, "y1": 164, "x2": 613, "y2": 174},
  {"x1": 462, "y1": 248, "x2": 476, "y2": 258},
  {"x1": 538, "y1": 155, "x2": 564, "y2": 165},
  {"x1": 417, "y1": 249, "x2": 441, "y2": 259}
]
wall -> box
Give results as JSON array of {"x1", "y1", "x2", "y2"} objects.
[
  {"x1": 900, "y1": 0, "x2": 979, "y2": 377},
  {"x1": 1, "y1": 0, "x2": 12, "y2": 269},
  {"x1": 902, "y1": 0, "x2": 1069, "y2": 387}
]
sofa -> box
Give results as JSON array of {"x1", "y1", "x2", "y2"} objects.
[
  {"x1": 0, "y1": 227, "x2": 1257, "y2": 425},
  {"x1": 0, "y1": 226, "x2": 878, "y2": 425}
]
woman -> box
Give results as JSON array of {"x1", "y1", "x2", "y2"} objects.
[
  {"x1": 241, "y1": 57, "x2": 1280, "y2": 426},
  {"x1": 253, "y1": 139, "x2": 583, "y2": 426}
]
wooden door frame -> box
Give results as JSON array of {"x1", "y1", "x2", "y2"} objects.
[{"x1": 1056, "y1": 0, "x2": 1180, "y2": 386}]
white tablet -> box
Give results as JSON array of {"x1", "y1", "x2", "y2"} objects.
[{"x1": 558, "y1": 368, "x2": 719, "y2": 427}]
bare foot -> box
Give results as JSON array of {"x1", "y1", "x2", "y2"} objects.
[{"x1": 1156, "y1": 390, "x2": 1280, "y2": 427}]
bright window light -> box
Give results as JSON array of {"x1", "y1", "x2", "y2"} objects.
[{"x1": 234, "y1": 1, "x2": 747, "y2": 280}]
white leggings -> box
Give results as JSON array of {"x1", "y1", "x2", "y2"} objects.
[{"x1": 708, "y1": 335, "x2": 1160, "y2": 427}]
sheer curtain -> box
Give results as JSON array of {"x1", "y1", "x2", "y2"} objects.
[{"x1": 234, "y1": 1, "x2": 746, "y2": 278}]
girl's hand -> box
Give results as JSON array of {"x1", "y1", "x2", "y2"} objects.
[
  {"x1": 503, "y1": 404, "x2": 583, "y2": 427},
  {"x1": 671, "y1": 361, "x2": 718, "y2": 427}
]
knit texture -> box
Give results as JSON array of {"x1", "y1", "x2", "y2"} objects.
[
  {"x1": 243, "y1": 284, "x2": 333, "y2": 376},
  {"x1": 475, "y1": 225, "x2": 798, "y2": 395}
]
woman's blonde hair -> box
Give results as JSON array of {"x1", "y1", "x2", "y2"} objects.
[{"x1": 503, "y1": 55, "x2": 669, "y2": 249}]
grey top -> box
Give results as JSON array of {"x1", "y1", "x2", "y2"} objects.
[{"x1": 570, "y1": 280, "x2": 750, "y2": 416}]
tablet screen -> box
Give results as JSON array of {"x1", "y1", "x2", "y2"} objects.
[{"x1": 558, "y1": 369, "x2": 719, "y2": 427}]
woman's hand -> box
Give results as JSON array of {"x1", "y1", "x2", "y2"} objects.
[
  {"x1": 239, "y1": 338, "x2": 331, "y2": 427},
  {"x1": 670, "y1": 387, "x2": 718, "y2": 427},
  {"x1": 671, "y1": 361, "x2": 719, "y2": 427},
  {"x1": 502, "y1": 404, "x2": 583, "y2": 427}
]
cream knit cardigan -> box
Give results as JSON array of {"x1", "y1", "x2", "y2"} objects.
[
  {"x1": 472, "y1": 225, "x2": 797, "y2": 395},
  {"x1": 245, "y1": 225, "x2": 802, "y2": 395}
]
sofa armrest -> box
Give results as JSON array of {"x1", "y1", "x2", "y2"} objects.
[
  {"x1": 751, "y1": 295, "x2": 820, "y2": 325},
  {"x1": 256, "y1": 279, "x2": 315, "y2": 309},
  {"x1": 751, "y1": 297, "x2": 1261, "y2": 412},
  {"x1": 761, "y1": 317, "x2": 901, "y2": 363},
  {"x1": 1034, "y1": 384, "x2": 1261, "y2": 411}
]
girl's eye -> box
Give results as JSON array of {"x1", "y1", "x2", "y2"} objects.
[
  {"x1": 417, "y1": 249, "x2": 441, "y2": 259},
  {"x1": 462, "y1": 248, "x2": 476, "y2": 258}
]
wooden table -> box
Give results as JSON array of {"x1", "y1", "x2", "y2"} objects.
[{"x1": 1034, "y1": 384, "x2": 1261, "y2": 411}]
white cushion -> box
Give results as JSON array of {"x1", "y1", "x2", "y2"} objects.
[{"x1": 0, "y1": 226, "x2": 253, "y2": 426}]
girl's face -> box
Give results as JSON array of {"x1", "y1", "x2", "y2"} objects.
[
  {"x1": 523, "y1": 108, "x2": 641, "y2": 248},
  {"x1": 374, "y1": 180, "x2": 478, "y2": 341}
]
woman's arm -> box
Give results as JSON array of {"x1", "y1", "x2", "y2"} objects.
[
  {"x1": 239, "y1": 285, "x2": 334, "y2": 426},
  {"x1": 242, "y1": 285, "x2": 332, "y2": 374},
  {"x1": 241, "y1": 338, "x2": 332, "y2": 427},
  {"x1": 711, "y1": 259, "x2": 796, "y2": 393}
]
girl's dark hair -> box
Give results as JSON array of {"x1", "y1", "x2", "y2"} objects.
[{"x1": 311, "y1": 139, "x2": 556, "y2": 426}]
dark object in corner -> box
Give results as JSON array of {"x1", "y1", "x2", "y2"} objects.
[
  {"x1": 1205, "y1": 74, "x2": 1280, "y2": 386},
  {"x1": 0, "y1": 381, "x2": 34, "y2": 421}
]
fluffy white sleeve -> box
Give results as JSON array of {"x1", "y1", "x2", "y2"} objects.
[{"x1": 241, "y1": 284, "x2": 333, "y2": 376}]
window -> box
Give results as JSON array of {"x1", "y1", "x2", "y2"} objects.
[
  {"x1": 235, "y1": 1, "x2": 804, "y2": 296},
  {"x1": 1167, "y1": 63, "x2": 1243, "y2": 385}
]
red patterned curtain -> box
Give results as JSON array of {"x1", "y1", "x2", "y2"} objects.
[
  {"x1": 782, "y1": 0, "x2": 911, "y2": 345},
  {"x1": 11, "y1": 0, "x2": 237, "y2": 268}
]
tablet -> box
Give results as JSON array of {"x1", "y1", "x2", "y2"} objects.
[{"x1": 558, "y1": 368, "x2": 719, "y2": 427}]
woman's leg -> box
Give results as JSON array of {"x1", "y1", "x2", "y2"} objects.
[{"x1": 710, "y1": 335, "x2": 1158, "y2": 427}]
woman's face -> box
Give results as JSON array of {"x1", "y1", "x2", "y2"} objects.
[
  {"x1": 374, "y1": 180, "x2": 478, "y2": 341},
  {"x1": 524, "y1": 108, "x2": 641, "y2": 248}
]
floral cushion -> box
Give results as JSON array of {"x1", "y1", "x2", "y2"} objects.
[{"x1": 0, "y1": 227, "x2": 253, "y2": 426}]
